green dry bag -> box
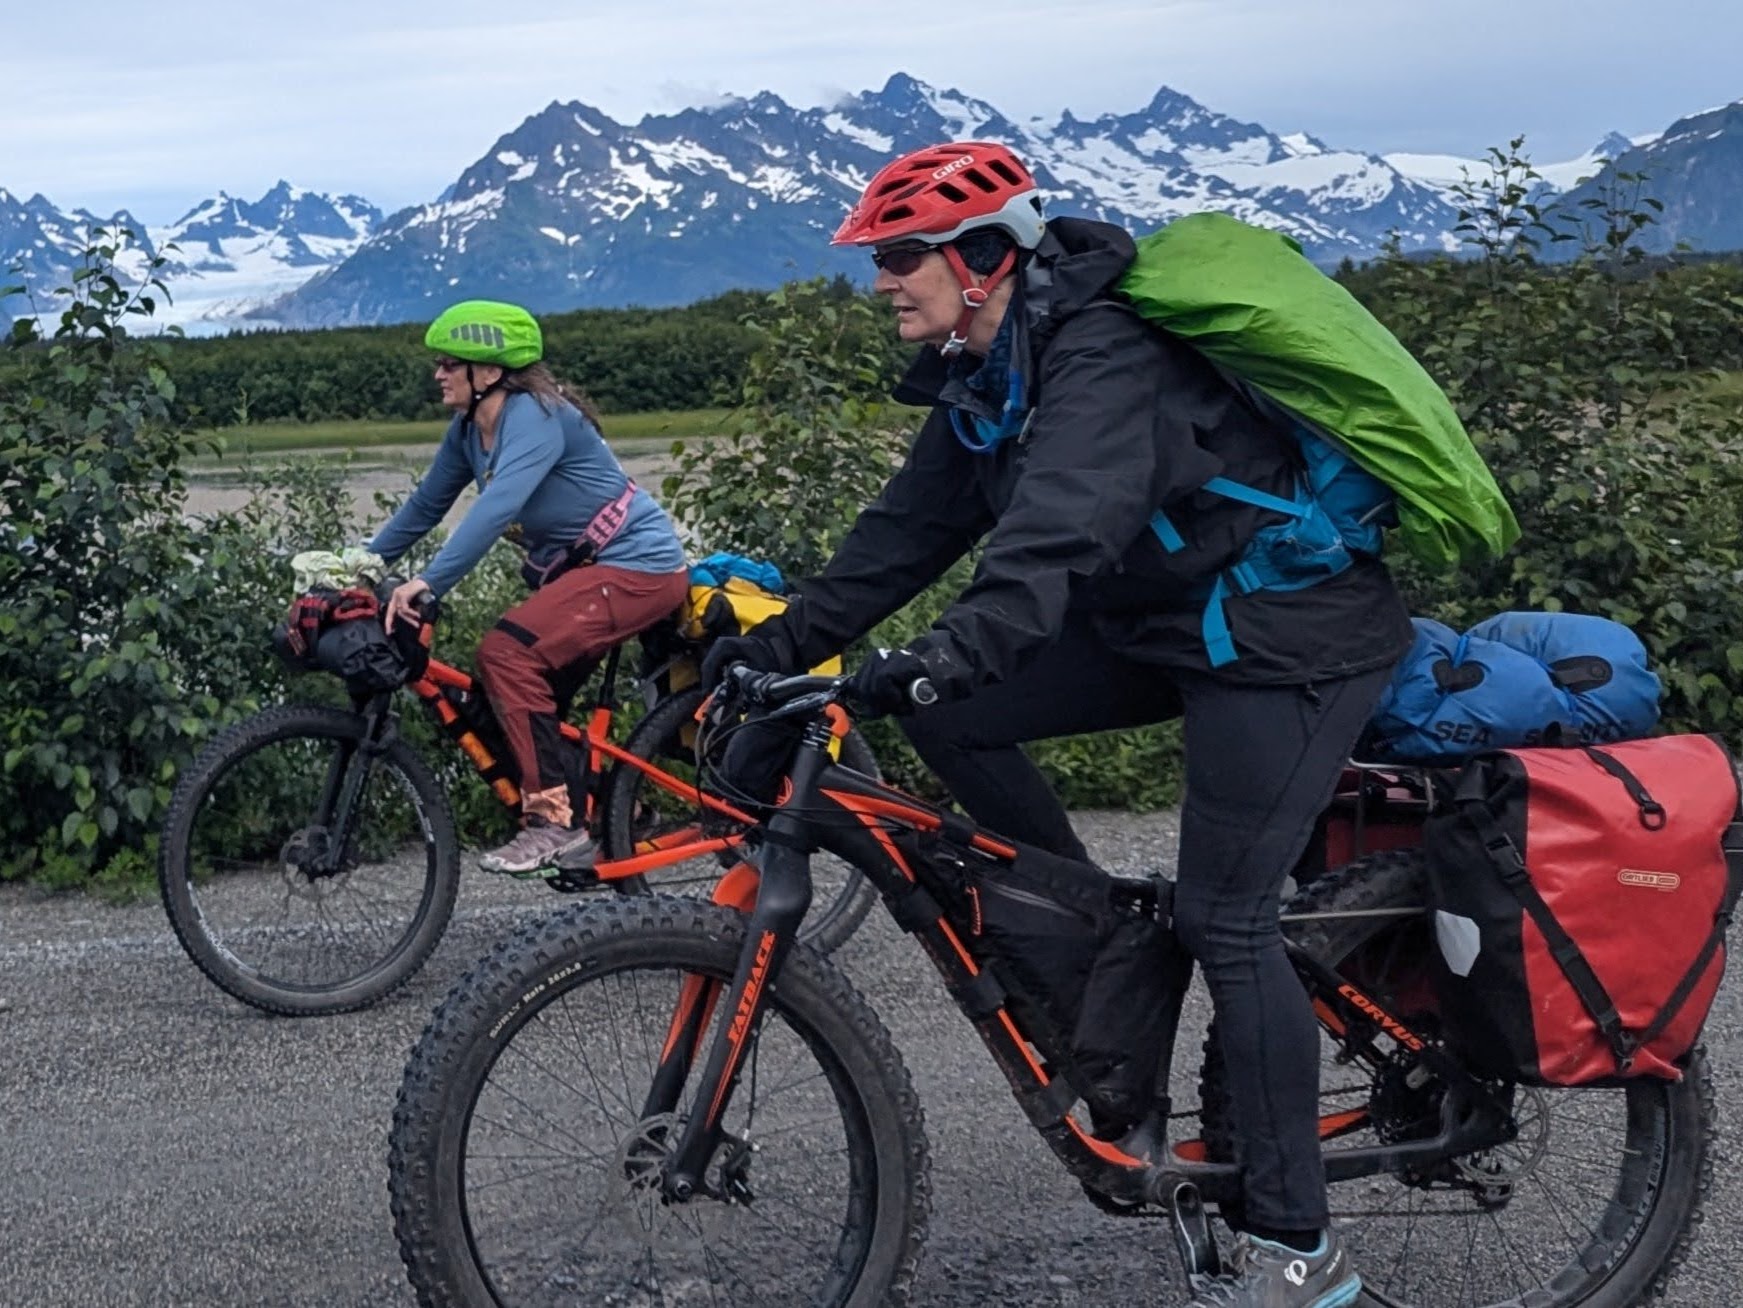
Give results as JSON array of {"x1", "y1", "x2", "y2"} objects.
[{"x1": 1118, "y1": 213, "x2": 1519, "y2": 571}]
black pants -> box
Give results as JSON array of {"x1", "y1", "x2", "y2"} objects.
[{"x1": 899, "y1": 617, "x2": 1393, "y2": 1229}]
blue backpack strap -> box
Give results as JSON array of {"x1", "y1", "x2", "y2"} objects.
[
  {"x1": 1148, "y1": 476, "x2": 1308, "y2": 555},
  {"x1": 1153, "y1": 476, "x2": 1316, "y2": 666},
  {"x1": 1200, "y1": 575, "x2": 1239, "y2": 668},
  {"x1": 1149, "y1": 509, "x2": 1187, "y2": 553},
  {"x1": 1199, "y1": 476, "x2": 1309, "y2": 519}
]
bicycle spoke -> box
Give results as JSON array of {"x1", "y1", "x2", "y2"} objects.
[
  {"x1": 448, "y1": 954, "x2": 876, "y2": 1306},
  {"x1": 177, "y1": 725, "x2": 440, "y2": 994}
]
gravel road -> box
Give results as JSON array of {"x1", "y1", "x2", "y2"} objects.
[{"x1": 2, "y1": 811, "x2": 1738, "y2": 1307}]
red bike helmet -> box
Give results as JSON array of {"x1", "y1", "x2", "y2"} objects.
[
  {"x1": 831, "y1": 141, "x2": 1046, "y2": 249},
  {"x1": 835, "y1": 142, "x2": 1045, "y2": 355}
]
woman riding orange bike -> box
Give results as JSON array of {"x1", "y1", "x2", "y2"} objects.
[
  {"x1": 157, "y1": 595, "x2": 882, "y2": 1017},
  {"x1": 702, "y1": 141, "x2": 1414, "y2": 1306},
  {"x1": 372, "y1": 299, "x2": 688, "y2": 876}
]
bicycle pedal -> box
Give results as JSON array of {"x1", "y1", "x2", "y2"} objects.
[{"x1": 544, "y1": 867, "x2": 607, "y2": 894}]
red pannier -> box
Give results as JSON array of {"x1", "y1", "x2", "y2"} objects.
[
  {"x1": 1425, "y1": 736, "x2": 1743, "y2": 1085},
  {"x1": 1323, "y1": 764, "x2": 1432, "y2": 869}
]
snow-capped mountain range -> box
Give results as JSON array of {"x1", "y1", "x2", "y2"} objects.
[
  {"x1": 3, "y1": 75, "x2": 1736, "y2": 333},
  {"x1": 1545, "y1": 101, "x2": 1743, "y2": 257},
  {"x1": 0, "y1": 182, "x2": 378, "y2": 332},
  {"x1": 154, "y1": 182, "x2": 380, "y2": 325},
  {"x1": 1384, "y1": 131, "x2": 1648, "y2": 194},
  {"x1": 270, "y1": 76, "x2": 1474, "y2": 327}
]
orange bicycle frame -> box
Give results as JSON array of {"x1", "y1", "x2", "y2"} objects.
[{"x1": 405, "y1": 647, "x2": 757, "y2": 884}]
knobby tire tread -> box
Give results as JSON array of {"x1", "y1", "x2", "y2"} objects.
[
  {"x1": 387, "y1": 895, "x2": 931, "y2": 1307},
  {"x1": 158, "y1": 703, "x2": 460, "y2": 1017}
]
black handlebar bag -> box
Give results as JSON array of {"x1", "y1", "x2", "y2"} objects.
[
  {"x1": 1425, "y1": 735, "x2": 1743, "y2": 1086},
  {"x1": 269, "y1": 582, "x2": 432, "y2": 695}
]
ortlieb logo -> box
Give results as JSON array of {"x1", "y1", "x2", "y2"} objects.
[{"x1": 1619, "y1": 868, "x2": 1682, "y2": 892}]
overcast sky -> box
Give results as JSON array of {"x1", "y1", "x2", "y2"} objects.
[{"x1": 7, "y1": 0, "x2": 1740, "y2": 224}]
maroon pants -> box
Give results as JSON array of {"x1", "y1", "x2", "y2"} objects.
[{"x1": 476, "y1": 563, "x2": 689, "y2": 823}]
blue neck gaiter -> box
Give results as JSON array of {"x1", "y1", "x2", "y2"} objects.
[{"x1": 948, "y1": 313, "x2": 1029, "y2": 453}]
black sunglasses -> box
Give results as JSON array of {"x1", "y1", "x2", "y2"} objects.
[{"x1": 870, "y1": 244, "x2": 937, "y2": 276}]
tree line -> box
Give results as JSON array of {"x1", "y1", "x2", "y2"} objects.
[
  {"x1": 151, "y1": 280, "x2": 891, "y2": 426},
  {"x1": 157, "y1": 249, "x2": 1743, "y2": 430}
]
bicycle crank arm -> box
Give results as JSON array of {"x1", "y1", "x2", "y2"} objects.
[{"x1": 1160, "y1": 1177, "x2": 1223, "y2": 1280}]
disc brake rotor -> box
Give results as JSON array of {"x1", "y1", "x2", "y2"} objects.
[
  {"x1": 278, "y1": 827, "x2": 350, "y2": 898},
  {"x1": 1453, "y1": 1084, "x2": 1552, "y2": 1202},
  {"x1": 612, "y1": 1113, "x2": 756, "y2": 1250}
]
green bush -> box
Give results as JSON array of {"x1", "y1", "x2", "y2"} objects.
[
  {"x1": 1353, "y1": 142, "x2": 1743, "y2": 736},
  {"x1": 1, "y1": 234, "x2": 578, "y2": 885},
  {"x1": 663, "y1": 279, "x2": 912, "y2": 578},
  {"x1": 0, "y1": 231, "x2": 272, "y2": 882}
]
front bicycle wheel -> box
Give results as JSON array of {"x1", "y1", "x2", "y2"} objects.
[
  {"x1": 389, "y1": 897, "x2": 930, "y2": 1307},
  {"x1": 159, "y1": 703, "x2": 460, "y2": 1016},
  {"x1": 1194, "y1": 851, "x2": 1713, "y2": 1308},
  {"x1": 600, "y1": 685, "x2": 880, "y2": 953}
]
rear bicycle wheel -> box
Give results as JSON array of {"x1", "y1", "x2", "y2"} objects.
[
  {"x1": 600, "y1": 685, "x2": 880, "y2": 952},
  {"x1": 158, "y1": 703, "x2": 460, "y2": 1016},
  {"x1": 389, "y1": 896, "x2": 930, "y2": 1307},
  {"x1": 1194, "y1": 851, "x2": 1713, "y2": 1307}
]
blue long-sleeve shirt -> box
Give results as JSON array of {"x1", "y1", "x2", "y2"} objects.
[{"x1": 370, "y1": 393, "x2": 686, "y2": 595}]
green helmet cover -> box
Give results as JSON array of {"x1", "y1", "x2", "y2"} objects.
[{"x1": 425, "y1": 300, "x2": 543, "y2": 368}]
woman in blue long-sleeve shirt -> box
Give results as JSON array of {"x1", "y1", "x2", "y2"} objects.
[{"x1": 372, "y1": 300, "x2": 689, "y2": 875}]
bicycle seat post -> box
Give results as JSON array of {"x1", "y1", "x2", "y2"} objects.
[{"x1": 595, "y1": 643, "x2": 623, "y2": 713}]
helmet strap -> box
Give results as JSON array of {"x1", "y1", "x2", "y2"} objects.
[
  {"x1": 463, "y1": 364, "x2": 505, "y2": 428},
  {"x1": 939, "y1": 245, "x2": 1017, "y2": 358}
]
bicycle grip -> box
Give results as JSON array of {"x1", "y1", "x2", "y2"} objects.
[{"x1": 908, "y1": 678, "x2": 938, "y2": 708}]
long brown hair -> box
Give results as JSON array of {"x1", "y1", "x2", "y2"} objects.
[{"x1": 499, "y1": 361, "x2": 606, "y2": 432}]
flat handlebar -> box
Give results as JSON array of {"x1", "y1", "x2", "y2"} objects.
[{"x1": 722, "y1": 664, "x2": 938, "y2": 713}]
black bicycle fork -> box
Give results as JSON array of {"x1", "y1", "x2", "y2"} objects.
[
  {"x1": 306, "y1": 694, "x2": 399, "y2": 878},
  {"x1": 642, "y1": 716, "x2": 830, "y2": 1200}
]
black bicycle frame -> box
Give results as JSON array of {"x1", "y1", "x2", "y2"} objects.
[{"x1": 653, "y1": 689, "x2": 1516, "y2": 1211}]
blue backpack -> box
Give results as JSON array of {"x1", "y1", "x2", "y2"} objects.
[
  {"x1": 1366, "y1": 612, "x2": 1662, "y2": 762},
  {"x1": 1148, "y1": 416, "x2": 1397, "y2": 667},
  {"x1": 689, "y1": 552, "x2": 787, "y2": 594}
]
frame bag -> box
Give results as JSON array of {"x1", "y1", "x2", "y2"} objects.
[
  {"x1": 1425, "y1": 735, "x2": 1743, "y2": 1085},
  {"x1": 941, "y1": 840, "x2": 1192, "y2": 1135}
]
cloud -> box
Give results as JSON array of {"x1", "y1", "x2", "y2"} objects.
[
  {"x1": 7, "y1": 0, "x2": 1741, "y2": 221},
  {"x1": 655, "y1": 82, "x2": 746, "y2": 113}
]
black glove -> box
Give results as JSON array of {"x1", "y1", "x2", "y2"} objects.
[
  {"x1": 846, "y1": 644, "x2": 947, "y2": 718},
  {"x1": 700, "y1": 626, "x2": 799, "y2": 691}
]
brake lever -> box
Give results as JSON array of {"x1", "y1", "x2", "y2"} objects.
[{"x1": 762, "y1": 690, "x2": 839, "y2": 723}]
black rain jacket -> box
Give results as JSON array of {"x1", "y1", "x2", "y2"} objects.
[{"x1": 780, "y1": 216, "x2": 1415, "y2": 693}]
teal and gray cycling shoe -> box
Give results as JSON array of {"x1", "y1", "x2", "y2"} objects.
[{"x1": 1186, "y1": 1230, "x2": 1361, "y2": 1308}]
